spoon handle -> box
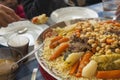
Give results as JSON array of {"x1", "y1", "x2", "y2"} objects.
[{"x1": 16, "y1": 43, "x2": 43, "y2": 64}]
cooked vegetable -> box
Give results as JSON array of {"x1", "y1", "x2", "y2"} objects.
[
  {"x1": 76, "y1": 52, "x2": 93, "y2": 77},
  {"x1": 50, "y1": 37, "x2": 69, "y2": 49},
  {"x1": 49, "y1": 43, "x2": 69, "y2": 60},
  {"x1": 82, "y1": 60, "x2": 97, "y2": 78},
  {"x1": 105, "y1": 38, "x2": 114, "y2": 44},
  {"x1": 96, "y1": 70, "x2": 120, "y2": 79},
  {"x1": 65, "y1": 52, "x2": 83, "y2": 66},
  {"x1": 91, "y1": 54, "x2": 120, "y2": 70},
  {"x1": 49, "y1": 36, "x2": 63, "y2": 48},
  {"x1": 51, "y1": 36, "x2": 63, "y2": 43},
  {"x1": 75, "y1": 29, "x2": 81, "y2": 37},
  {"x1": 69, "y1": 60, "x2": 79, "y2": 75}
]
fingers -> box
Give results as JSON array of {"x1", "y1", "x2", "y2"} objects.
[
  {"x1": 0, "y1": 4, "x2": 21, "y2": 21},
  {"x1": 0, "y1": 4, "x2": 21, "y2": 27}
]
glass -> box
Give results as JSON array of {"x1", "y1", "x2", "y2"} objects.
[
  {"x1": 102, "y1": 0, "x2": 120, "y2": 19},
  {"x1": 7, "y1": 35, "x2": 29, "y2": 62}
]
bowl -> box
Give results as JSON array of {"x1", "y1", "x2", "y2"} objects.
[{"x1": 0, "y1": 47, "x2": 21, "y2": 80}]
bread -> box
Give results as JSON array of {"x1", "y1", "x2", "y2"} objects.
[{"x1": 31, "y1": 14, "x2": 48, "y2": 24}]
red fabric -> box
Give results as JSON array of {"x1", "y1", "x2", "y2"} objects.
[
  {"x1": 15, "y1": 5, "x2": 26, "y2": 18},
  {"x1": 39, "y1": 65, "x2": 56, "y2": 80}
]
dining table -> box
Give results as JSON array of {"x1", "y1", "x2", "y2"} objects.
[{"x1": 0, "y1": 2, "x2": 104, "y2": 80}]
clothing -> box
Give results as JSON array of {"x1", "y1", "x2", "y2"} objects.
[
  {"x1": 20, "y1": 0, "x2": 101, "y2": 19},
  {"x1": 20, "y1": 0, "x2": 68, "y2": 19},
  {"x1": 15, "y1": 5, "x2": 26, "y2": 18}
]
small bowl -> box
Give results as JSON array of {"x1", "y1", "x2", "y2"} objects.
[{"x1": 0, "y1": 47, "x2": 21, "y2": 80}]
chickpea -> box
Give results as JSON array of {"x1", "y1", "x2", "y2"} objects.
[
  {"x1": 115, "y1": 48, "x2": 120, "y2": 53},
  {"x1": 106, "y1": 49, "x2": 112, "y2": 55}
]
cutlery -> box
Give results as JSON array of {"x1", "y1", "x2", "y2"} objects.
[{"x1": 31, "y1": 68, "x2": 38, "y2": 80}]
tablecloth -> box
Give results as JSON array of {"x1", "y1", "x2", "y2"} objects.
[{"x1": 0, "y1": 2, "x2": 103, "y2": 80}]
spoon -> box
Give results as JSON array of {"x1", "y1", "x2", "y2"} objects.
[
  {"x1": 17, "y1": 27, "x2": 28, "y2": 34},
  {"x1": 31, "y1": 68, "x2": 38, "y2": 80},
  {"x1": 16, "y1": 43, "x2": 43, "y2": 64}
]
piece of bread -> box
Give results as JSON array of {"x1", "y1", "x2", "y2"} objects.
[{"x1": 31, "y1": 14, "x2": 48, "y2": 24}]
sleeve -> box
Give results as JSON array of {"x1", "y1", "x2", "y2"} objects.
[{"x1": 20, "y1": 0, "x2": 50, "y2": 19}]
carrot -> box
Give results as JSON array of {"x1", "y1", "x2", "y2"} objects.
[
  {"x1": 50, "y1": 37, "x2": 69, "y2": 49},
  {"x1": 96, "y1": 70, "x2": 120, "y2": 79},
  {"x1": 49, "y1": 43, "x2": 69, "y2": 60},
  {"x1": 51, "y1": 36, "x2": 63, "y2": 43},
  {"x1": 106, "y1": 38, "x2": 114, "y2": 44},
  {"x1": 69, "y1": 60, "x2": 79, "y2": 75},
  {"x1": 114, "y1": 22, "x2": 120, "y2": 27},
  {"x1": 75, "y1": 29, "x2": 81, "y2": 37},
  {"x1": 31, "y1": 17, "x2": 38, "y2": 24},
  {"x1": 76, "y1": 52, "x2": 93, "y2": 77},
  {"x1": 49, "y1": 36, "x2": 63, "y2": 48}
]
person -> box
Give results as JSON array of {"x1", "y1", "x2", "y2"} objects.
[
  {"x1": 0, "y1": 0, "x2": 26, "y2": 18},
  {"x1": 0, "y1": 4, "x2": 21, "y2": 27},
  {"x1": 20, "y1": 0, "x2": 102, "y2": 19},
  {"x1": 20, "y1": 0, "x2": 68, "y2": 19}
]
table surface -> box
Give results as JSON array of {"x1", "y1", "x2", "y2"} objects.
[{"x1": 0, "y1": 2, "x2": 103, "y2": 80}]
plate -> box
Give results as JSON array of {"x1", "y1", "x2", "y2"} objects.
[
  {"x1": 50, "y1": 7, "x2": 99, "y2": 23},
  {"x1": 35, "y1": 18, "x2": 100, "y2": 79},
  {"x1": 0, "y1": 21, "x2": 49, "y2": 46}
]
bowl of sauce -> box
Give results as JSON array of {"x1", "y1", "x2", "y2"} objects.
[{"x1": 0, "y1": 48, "x2": 20, "y2": 80}]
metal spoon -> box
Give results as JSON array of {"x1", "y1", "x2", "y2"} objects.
[
  {"x1": 31, "y1": 68, "x2": 38, "y2": 80},
  {"x1": 17, "y1": 27, "x2": 28, "y2": 34}
]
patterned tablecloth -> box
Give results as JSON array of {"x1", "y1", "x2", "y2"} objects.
[{"x1": 0, "y1": 2, "x2": 103, "y2": 80}]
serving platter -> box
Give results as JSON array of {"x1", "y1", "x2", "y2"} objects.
[
  {"x1": 50, "y1": 7, "x2": 99, "y2": 23},
  {"x1": 35, "y1": 18, "x2": 120, "y2": 80},
  {"x1": 35, "y1": 18, "x2": 100, "y2": 79}
]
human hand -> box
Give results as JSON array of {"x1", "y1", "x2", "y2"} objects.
[{"x1": 0, "y1": 4, "x2": 21, "y2": 27}]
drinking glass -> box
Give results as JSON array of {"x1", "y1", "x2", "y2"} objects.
[
  {"x1": 102, "y1": 0, "x2": 120, "y2": 19},
  {"x1": 7, "y1": 35, "x2": 29, "y2": 62}
]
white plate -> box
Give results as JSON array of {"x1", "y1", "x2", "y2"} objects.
[
  {"x1": 0, "y1": 21, "x2": 49, "y2": 46},
  {"x1": 50, "y1": 7, "x2": 99, "y2": 23}
]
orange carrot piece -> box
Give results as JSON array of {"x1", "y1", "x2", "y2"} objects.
[
  {"x1": 49, "y1": 43, "x2": 69, "y2": 60},
  {"x1": 51, "y1": 36, "x2": 63, "y2": 43},
  {"x1": 96, "y1": 70, "x2": 120, "y2": 79},
  {"x1": 69, "y1": 60, "x2": 80, "y2": 75},
  {"x1": 75, "y1": 29, "x2": 81, "y2": 37},
  {"x1": 50, "y1": 37, "x2": 69, "y2": 49},
  {"x1": 114, "y1": 22, "x2": 120, "y2": 27},
  {"x1": 76, "y1": 52, "x2": 93, "y2": 77},
  {"x1": 49, "y1": 36, "x2": 63, "y2": 48},
  {"x1": 31, "y1": 17, "x2": 38, "y2": 24},
  {"x1": 106, "y1": 38, "x2": 114, "y2": 44}
]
